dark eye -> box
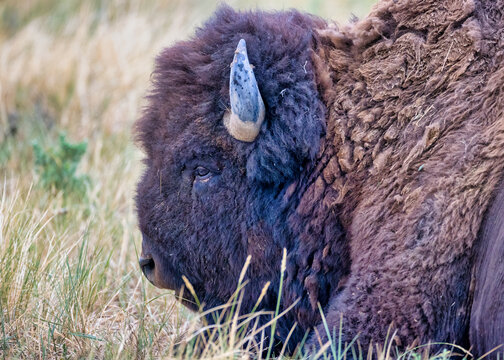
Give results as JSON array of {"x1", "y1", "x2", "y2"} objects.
[{"x1": 194, "y1": 166, "x2": 211, "y2": 179}]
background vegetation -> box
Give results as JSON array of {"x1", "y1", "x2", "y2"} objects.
[{"x1": 1, "y1": 1, "x2": 476, "y2": 359}]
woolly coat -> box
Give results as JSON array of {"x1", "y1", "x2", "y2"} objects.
[{"x1": 310, "y1": 0, "x2": 504, "y2": 353}]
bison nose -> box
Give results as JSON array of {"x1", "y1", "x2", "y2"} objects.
[{"x1": 139, "y1": 255, "x2": 155, "y2": 278}]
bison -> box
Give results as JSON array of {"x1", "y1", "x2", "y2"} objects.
[{"x1": 135, "y1": 0, "x2": 504, "y2": 356}]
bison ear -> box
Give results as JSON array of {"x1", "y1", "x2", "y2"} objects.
[
  {"x1": 246, "y1": 101, "x2": 325, "y2": 184},
  {"x1": 245, "y1": 61, "x2": 326, "y2": 185},
  {"x1": 224, "y1": 39, "x2": 265, "y2": 142}
]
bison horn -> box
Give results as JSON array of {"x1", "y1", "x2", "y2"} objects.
[{"x1": 224, "y1": 39, "x2": 265, "y2": 142}]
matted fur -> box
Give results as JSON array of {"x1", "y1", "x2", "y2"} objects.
[{"x1": 135, "y1": 0, "x2": 504, "y2": 356}]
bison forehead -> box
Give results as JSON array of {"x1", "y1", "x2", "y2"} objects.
[{"x1": 135, "y1": 5, "x2": 327, "y2": 184}]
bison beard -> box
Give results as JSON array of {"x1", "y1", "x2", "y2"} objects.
[{"x1": 135, "y1": 0, "x2": 504, "y2": 357}]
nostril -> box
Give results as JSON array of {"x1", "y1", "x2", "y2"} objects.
[{"x1": 139, "y1": 255, "x2": 155, "y2": 275}]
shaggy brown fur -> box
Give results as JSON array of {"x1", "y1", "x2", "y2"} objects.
[
  {"x1": 135, "y1": 0, "x2": 504, "y2": 356},
  {"x1": 309, "y1": 0, "x2": 504, "y2": 353}
]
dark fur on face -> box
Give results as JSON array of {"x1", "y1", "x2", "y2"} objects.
[{"x1": 135, "y1": 5, "x2": 345, "y2": 348}]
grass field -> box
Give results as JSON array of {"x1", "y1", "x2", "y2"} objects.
[{"x1": 0, "y1": 1, "x2": 484, "y2": 359}]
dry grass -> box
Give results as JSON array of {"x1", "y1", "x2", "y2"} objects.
[{"x1": 0, "y1": 0, "x2": 481, "y2": 359}]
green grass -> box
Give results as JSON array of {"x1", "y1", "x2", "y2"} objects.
[{"x1": 1, "y1": 0, "x2": 498, "y2": 359}]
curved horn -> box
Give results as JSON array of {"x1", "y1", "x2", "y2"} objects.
[{"x1": 224, "y1": 39, "x2": 265, "y2": 142}]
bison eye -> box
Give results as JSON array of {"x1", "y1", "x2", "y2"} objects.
[{"x1": 194, "y1": 166, "x2": 211, "y2": 179}]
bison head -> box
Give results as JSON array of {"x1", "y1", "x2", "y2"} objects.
[{"x1": 135, "y1": 5, "x2": 346, "y2": 343}]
